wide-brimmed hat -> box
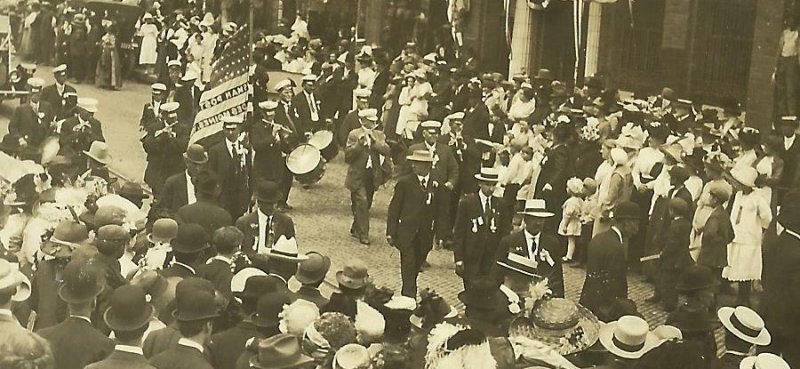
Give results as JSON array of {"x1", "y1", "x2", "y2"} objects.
[
  {"x1": 598, "y1": 316, "x2": 661, "y2": 359},
  {"x1": 104, "y1": 285, "x2": 154, "y2": 331},
  {"x1": 83, "y1": 141, "x2": 111, "y2": 165},
  {"x1": 660, "y1": 144, "x2": 684, "y2": 164},
  {"x1": 336, "y1": 259, "x2": 369, "y2": 289},
  {"x1": 265, "y1": 236, "x2": 308, "y2": 262},
  {"x1": 255, "y1": 180, "x2": 282, "y2": 203},
  {"x1": 718, "y1": 306, "x2": 771, "y2": 346},
  {"x1": 517, "y1": 199, "x2": 554, "y2": 218},
  {"x1": 40, "y1": 220, "x2": 89, "y2": 259},
  {"x1": 250, "y1": 333, "x2": 313, "y2": 369},
  {"x1": 58, "y1": 259, "x2": 104, "y2": 304},
  {"x1": 147, "y1": 218, "x2": 178, "y2": 244},
  {"x1": 474, "y1": 167, "x2": 499, "y2": 182},
  {"x1": 406, "y1": 150, "x2": 434, "y2": 163},
  {"x1": 668, "y1": 304, "x2": 720, "y2": 333},
  {"x1": 457, "y1": 279, "x2": 502, "y2": 310},
  {"x1": 730, "y1": 166, "x2": 758, "y2": 188},
  {"x1": 675, "y1": 265, "x2": 719, "y2": 292},
  {"x1": 615, "y1": 135, "x2": 643, "y2": 150},
  {"x1": 173, "y1": 277, "x2": 219, "y2": 321},
  {"x1": 183, "y1": 144, "x2": 208, "y2": 164},
  {"x1": 509, "y1": 298, "x2": 600, "y2": 356},
  {"x1": 254, "y1": 291, "x2": 292, "y2": 328},
  {"x1": 295, "y1": 252, "x2": 331, "y2": 285},
  {"x1": 170, "y1": 223, "x2": 210, "y2": 254},
  {"x1": 611, "y1": 201, "x2": 640, "y2": 220},
  {"x1": 0, "y1": 259, "x2": 31, "y2": 302},
  {"x1": 739, "y1": 353, "x2": 790, "y2": 369}
]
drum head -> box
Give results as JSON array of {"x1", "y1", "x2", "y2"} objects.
[
  {"x1": 286, "y1": 145, "x2": 322, "y2": 175},
  {"x1": 308, "y1": 130, "x2": 334, "y2": 150}
]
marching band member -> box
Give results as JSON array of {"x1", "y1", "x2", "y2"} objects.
[
  {"x1": 40, "y1": 64, "x2": 78, "y2": 120},
  {"x1": 142, "y1": 101, "x2": 189, "y2": 196},
  {"x1": 140, "y1": 83, "x2": 168, "y2": 130},
  {"x1": 251, "y1": 100, "x2": 297, "y2": 211},
  {"x1": 58, "y1": 97, "x2": 104, "y2": 166},
  {"x1": 292, "y1": 74, "x2": 323, "y2": 136},
  {"x1": 6, "y1": 77, "x2": 55, "y2": 160}
]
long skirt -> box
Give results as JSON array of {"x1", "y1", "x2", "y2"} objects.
[{"x1": 722, "y1": 242, "x2": 762, "y2": 281}]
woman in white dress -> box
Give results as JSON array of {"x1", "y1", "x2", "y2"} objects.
[
  {"x1": 137, "y1": 14, "x2": 159, "y2": 74},
  {"x1": 593, "y1": 146, "x2": 633, "y2": 236},
  {"x1": 395, "y1": 70, "x2": 432, "y2": 140},
  {"x1": 724, "y1": 167, "x2": 772, "y2": 306},
  {"x1": 507, "y1": 86, "x2": 536, "y2": 122}
]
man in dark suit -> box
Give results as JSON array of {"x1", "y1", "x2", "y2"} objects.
[
  {"x1": 39, "y1": 64, "x2": 78, "y2": 120},
  {"x1": 649, "y1": 198, "x2": 693, "y2": 311},
  {"x1": 175, "y1": 170, "x2": 233, "y2": 232},
  {"x1": 387, "y1": 150, "x2": 439, "y2": 297},
  {"x1": 154, "y1": 144, "x2": 208, "y2": 217},
  {"x1": 207, "y1": 117, "x2": 251, "y2": 219},
  {"x1": 92, "y1": 225, "x2": 133, "y2": 335},
  {"x1": 345, "y1": 108, "x2": 391, "y2": 245},
  {"x1": 462, "y1": 87, "x2": 490, "y2": 140},
  {"x1": 496, "y1": 199, "x2": 565, "y2": 297},
  {"x1": 142, "y1": 102, "x2": 189, "y2": 196},
  {"x1": 535, "y1": 124, "x2": 573, "y2": 231},
  {"x1": 149, "y1": 278, "x2": 217, "y2": 369},
  {"x1": 273, "y1": 79, "x2": 299, "y2": 135},
  {"x1": 139, "y1": 83, "x2": 167, "y2": 130},
  {"x1": 369, "y1": 58, "x2": 390, "y2": 111},
  {"x1": 206, "y1": 276, "x2": 265, "y2": 369},
  {"x1": 337, "y1": 88, "x2": 370, "y2": 146},
  {"x1": 450, "y1": 70, "x2": 471, "y2": 113},
  {"x1": 453, "y1": 167, "x2": 503, "y2": 289},
  {"x1": 250, "y1": 100, "x2": 297, "y2": 211},
  {"x1": 86, "y1": 285, "x2": 157, "y2": 369},
  {"x1": 235, "y1": 181, "x2": 296, "y2": 256},
  {"x1": 160, "y1": 224, "x2": 210, "y2": 279},
  {"x1": 175, "y1": 72, "x2": 202, "y2": 126},
  {"x1": 58, "y1": 97, "x2": 104, "y2": 161},
  {"x1": 407, "y1": 120, "x2": 460, "y2": 245},
  {"x1": 292, "y1": 74, "x2": 323, "y2": 136},
  {"x1": 579, "y1": 201, "x2": 640, "y2": 321},
  {"x1": 196, "y1": 226, "x2": 241, "y2": 299},
  {"x1": 37, "y1": 259, "x2": 115, "y2": 369},
  {"x1": 778, "y1": 116, "x2": 800, "y2": 203},
  {"x1": 762, "y1": 190, "x2": 800, "y2": 368},
  {"x1": 332, "y1": 55, "x2": 358, "y2": 123},
  {"x1": 6, "y1": 77, "x2": 55, "y2": 152}
]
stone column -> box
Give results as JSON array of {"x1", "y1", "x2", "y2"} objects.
[
  {"x1": 508, "y1": 0, "x2": 535, "y2": 77},
  {"x1": 745, "y1": 0, "x2": 785, "y2": 131},
  {"x1": 583, "y1": 2, "x2": 602, "y2": 78}
]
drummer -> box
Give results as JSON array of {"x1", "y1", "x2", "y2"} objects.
[
  {"x1": 337, "y1": 88, "x2": 371, "y2": 146},
  {"x1": 251, "y1": 100, "x2": 297, "y2": 211}
]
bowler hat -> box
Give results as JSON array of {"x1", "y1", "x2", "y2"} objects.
[
  {"x1": 118, "y1": 182, "x2": 148, "y2": 200},
  {"x1": 249, "y1": 334, "x2": 313, "y2": 369},
  {"x1": 675, "y1": 265, "x2": 719, "y2": 292},
  {"x1": 104, "y1": 285, "x2": 155, "y2": 331},
  {"x1": 255, "y1": 180, "x2": 282, "y2": 203},
  {"x1": 236, "y1": 275, "x2": 288, "y2": 300},
  {"x1": 457, "y1": 279, "x2": 502, "y2": 310},
  {"x1": 58, "y1": 259, "x2": 105, "y2": 304},
  {"x1": 148, "y1": 218, "x2": 178, "y2": 244},
  {"x1": 253, "y1": 291, "x2": 292, "y2": 327},
  {"x1": 295, "y1": 251, "x2": 331, "y2": 285},
  {"x1": 40, "y1": 221, "x2": 89, "y2": 258},
  {"x1": 668, "y1": 165, "x2": 691, "y2": 184},
  {"x1": 173, "y1": 277, "x2": 219, "y2": 321},
  {"x1": 335, "y1": 259, "x2": 369, "y2": 289},
  {"x1": 534, "y1": 68, "x2": 554, "y2": 81},
  {"x1": 183, "y1": 144, "x2": 208, "y2": 164},
  {"x1": 170, "y1": 223, "x2": 210, "y2": 254},
  {"x1": 611, "y1": 201, "x2": 640, "y2": 220}
]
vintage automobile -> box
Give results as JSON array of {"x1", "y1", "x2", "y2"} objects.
[{"x1": 0, "y1": 15, "x2": 31, "y2": 102}]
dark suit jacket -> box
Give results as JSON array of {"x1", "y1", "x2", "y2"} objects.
[
  {"x1": 780, "y1": 134, "x2": 800, "y2": 196},
  {"x1": 143, "y1": 326, "x2": 181, "y2": 359},
  {"x1": 405, "y1": 142, "x2": 459, "y2": 186},
  {"x1": 40, "y1": 83, "x2": 78, "y2": 120},
  {"x1": 58, "y1": 116, "x2": 104, "y2": 158},
  {"x1": 160, "y1": 263, "x2": 195, "y2": 279},
  {"x1": 496, "y1": 230, "x2": 565, "y2": 297},
  {"x1": 697, "y1": 207, "x2": 734, "y2": 268},
  {"x1": 176, "y1": 200, "x2": 233, "y2": 234},
  {"x1": 579, "y1": 229, "x2": 628, "y2": 317},
  {"x1": 386, "y1": 174, "x2": 437, "y2": 250},
  {"x1": 29, "y1": 259, "x2": 68, "y2": 331},
  {"x1": 535, "y1": 144, "x2": 573, "y2": 211},
  {"x1": 139, "y1": 102, "x2": 161, "y2": 128},
  {"x1": 761, "y1": 230, "x2": 800, "y2": 339},
  {"x1": 296, "y1": 286, "x2": 329, "y2": 310},
  {"x1": 155, "y1": 172, "x2": 189, "y2": 216},
  {"x1": 141, "y1": 120, "x2": 189, "y2": 194},
  {"x1": 439, "y1": 133, "x2": 482, "y2": 194},
  {"x1": 344, "y1": 128, "x2": 391, "y2": 192},
  {"x1": 84, "y1": 349, "x2": 156, "y2": 369},
  {"x1": 208, "y1": 321, "x2": 262, "y2": 369},
  {"x1": 175, "y1": 84, "x2": 202, "y2": 126},
  {"x1": 463, "y1": 102, "x2": 490, "y2": 140},
  {"x1": 451, "y1": 83, "x2": 471, "y2": 113},
  {"x1": 249, "y1": 118, "x2": 296, "y2": 183},
  {"x1": 659, "y1": 217, "x2": 693, "y2": 269},
  {"x1": 370, "y1": 69, "x2": 390, "y2": 110},
  {"x1": 37, "y1": 317, "x2": 115, "y2": 369},
  {"x1": 235, "y1": 211, "x2": 296, "y2": 255},
  {"x1": 207, "y1": 140, "x2": 250, "y2": 218},
  {"x1": 452, "y1": 193, "x2": 504, "y2": 280},
  {"x1": 196, "y1": 258, "x2": 234, "y2": 298},
  {"x1": 337, "y1": 109, "x2": 360, "y2": 146},
  {"x1": 8, "y1": 101, "x2": 55, "y2": 147},
  {"x1": 292, "y1": 91, "x2": 322, "y2": 135},
  {"x1": 150, "y1": 344, "x2": 213, "y2": 369}
]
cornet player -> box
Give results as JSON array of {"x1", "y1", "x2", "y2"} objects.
[
  {"x1": 251, "y1": 100, "x2": 297, "y2": 211},
  {"x1": 142, "y1": 101, "x2": 189, "y2": 195}
]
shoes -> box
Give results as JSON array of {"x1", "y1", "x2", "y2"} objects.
[
  {"x1": 359, "y1": 236, "x2": 371, "y2": 245},
  {"x1": 562, "y1": 256, "x2": 572, "y2": 263},
  {"x1": 350, "y1": 228, "x2": 360, "y2": 239}
]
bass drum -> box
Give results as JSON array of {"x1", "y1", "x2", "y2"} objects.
[
  {"x1": 286, "y1": 144, "x2": 325, "y2": 185},
  {"x1": 307, "y1": 130, "x2": 339, "y2": 162}
]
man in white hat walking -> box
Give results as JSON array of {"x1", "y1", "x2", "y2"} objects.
[
  {"x1": 142, "y1": 101, "x2": 189, "y2": 196},
  {"x1": 58, "y1": 97, "x2": 105, "y2": 162}
]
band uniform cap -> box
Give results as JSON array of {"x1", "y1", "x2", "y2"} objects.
[
  {"x1": 258, "y1": 100, "x2": 279, "y2": 110},
  {"x1": 58, "y1": 259, "x2": 105, "y2": 304},
  {"x1": 266, "y1": 236, "x2": 308, "y2": 262},
  {"x1": 151, "y1": 83, "x2": 167, "y2": 92},
  {"x1": 420, "y1": 120, "x2": 442, "y2": 132},
  {"x1": 405, "y1": 41, "x2": 416, "y2": 47},
  {"x1": 739, "y1": 353, "x2": 790, "y2": 369},
  {"x1": 77, "y1": 97, "x2": 98, "y2": 112},
  {"x1": 104, "y1": 285, "x2": 154, "y2": 331},
  {"x1": 336, "y1": 259, "x2": 369, "y2": 289},
  {"x1": 183, "y1": 144, "x2": 208, "y2": 164},
  {"x1": 598, "y1": 315, "x2": 660, "y2": 359},
  {"x1": 675, "y1": 98, "x2": 693, "y2": 106},
  {"x1": 332, "y1": 343, "x2": 370, "y2": 369},
  {"x1": 170, "y1": 223, "x2": 210, "y2": 254},
  {"x1": 274, "y1": 79, "x2": 294, "y2": 92},
  {"x1": 446, "y1": 111, "x2": 465, "y2": 120},
  {"x1": 518, "y1": 199, "x2": 554, "y2": 217},
  {"x1": 160, "y1": 101, "x2": 180, "y2": 113},
  {"x1": 497, "y1": 252, "x2": 540, "y2": 278},
  {"x1": 354, "y1": 88, "x2": 371, "y2": 98},
  {"x1": 53, "y1": 64, "x2": 68, "y2": 73},
  {"x1": 474, "y1": 167, "x2": 500, "y2": 182},
  {"x1": 255, "y1": 180, "x2": 282, "y2": 203},
  {"x1": 406, "y1": 150, "x2": 434, "y2": 163},
  {"x1": 780, "y1": 115, "x2": 798, "y2": 124},
  {"x1": 295, "y1": 252, "x2": 331, "y2": 285},
  {"x1": 302, "y1": 74, "x2": 318, "y2": 82},
  {"x1": 27, "y1": 77, "x2": 44, "y2": 90},
  {"x1": 718, "y1": 306, "x2": 771, "y2": 346},
  {"x1": 222, "y1": 115, "x2": 243, "y2": 127},
  {"x1": 231, "y1": 267, "x2": 268, "y2": 295},
  {"x1": 250, "y1": 333, "x2": 313, "y2": 369},
  {"x1": 357, "y1": 108, "x2": 378, "y2": 121},
  {"x1": 167, "y1": 59, "x2": 182, "y2": 67},
  {"x1": 148, "y1": 218, "x2": 178, "y2": 244},
  {"x1": 0, "y1": 259, "x2": 31, "y2": 302}
]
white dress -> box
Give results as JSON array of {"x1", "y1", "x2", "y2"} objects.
[
  {"x1": 723, "y1": 191, "x2": 772, "y2": 281},
  {"x1": 138, "y1": 23, "x2": 159, "y2": 65},
  {"x1": 754, "y1": 156, "x2": 774, "y2": 206}
]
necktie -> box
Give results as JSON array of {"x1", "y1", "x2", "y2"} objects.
[
  {"x1": 421, "y1": 178, "x2": 427, "y2": 188},
  {"x1": 308, "y1": 93, "x2": 318, "y2": 120},
  {"x1": 484, "y1": 197, "x2": 492, "y2": 222},
  {"x1": 528, "y1": 236, "x2": 537, "y2": 259}
]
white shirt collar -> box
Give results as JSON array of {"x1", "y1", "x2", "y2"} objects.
[
  {"x1": 523, "y1": 229, "x2": 540, "y2": 241},
  {"x1": 785, "y1": 134, "x2": 796, "y2": 149},
  {"x1": 178, "y1": 338, "x2": 205, "y2": 353},
  {"x1": 417, "y1": 174, "x2": 429, "y2": 185},
  {"x1": 70, "y1": 315, "x2": 92, "y2": 323},
  {"x1": 185, "y1": 171, "x2": 196, "y2": 204},
  {"x1": 212, "y1": 254, "x2": 233, "y2": 265},
  {"x1": 172, "y1": 261, "x2": 196, "y2": 275},
  {"x1": 785, "y1": 228, "x2": 800, "y2": 241},
  {"x1": 611, "y1": 226, "x2": 624, "y2": 243},
  {"x1": 115, "y1": 345, "x2": 144, "y2": 356}
]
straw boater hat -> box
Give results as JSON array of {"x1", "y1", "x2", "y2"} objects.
[
  {"x1": 717, "y1": 306, "x2": 771, "y2": 346},
  {"x1": 598, "y1": 315, "x2": 661, "y2": 359},
  {"x1": 474, "y1": 167, "x2": 499, "y2": 182},
  {"x1": 517, "y1": 199, "x2": 554, "y2": 218},
  {"x1": 265, "y1": 236, "x2": 308, "y2": 262},
  {"x1": 407, "y1": 150, "x2": 434, "y2": 163},
  {"x1": 508, "y1": 297, "x2": 601, "y2": 356},
  {"x1": 0, "y1": 259, "x2": 31, "y2": 302},
  {"x1": 739, "y1": 353, "x2": 790, "y2": 369},
  {"x1": 730, "y1": 166, "x2": 758, "y2": 188}
]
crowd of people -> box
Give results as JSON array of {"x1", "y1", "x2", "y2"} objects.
[{"x1": 0, "y1": 1, "x2": 799, "y2": 369}]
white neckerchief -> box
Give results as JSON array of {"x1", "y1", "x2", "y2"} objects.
[
  {"x1": 785, "y1": 134, "x2": 796, "y2": 151},
  {"x1": 115, "y1": 345, "x2": 144, "y2": 356},
  {"x1": 611, "y1": 226, "x2": 623, "y2": 244},
  {"x1": 211, "y1": 255, "x2": 233, "y2": 265},
  {"x1": 524, "y1": 229, "x2": 540, "y2": 260},
  {"x1": 178, "y1": 338, "x2": 204, "y2": 353},
  {"x1": 185, "y1": 171, "x2": 196, "y2": 204},
  {"x1": 56, "y1": 82, "x2": 65, "y2": 96}
]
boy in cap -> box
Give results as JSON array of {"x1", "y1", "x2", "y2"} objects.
[
  {"x1": 40, "y1": 64, "x2": 78, "y2": 120},
  {"x1": 196, "y1": 226, "x2": 242, "y2": 299},
  {"x1": 696, "y1": 182, "x2": 735, "y2": 290},
  {"x1": 142, "y1": 101, "x2": 189, "y2": 196},
  {"x1": 7, "y1": 77, "x2": 55, "y2": 151},
  {"x1": 58, "y1": 97, "x2": 105, "y2": 162},
  {"x1": 294, "y1": 251, "x2": 331, "y2": 309},
  {"x1": 648, "y1": 198, "x2": 693, "y2": 311}
]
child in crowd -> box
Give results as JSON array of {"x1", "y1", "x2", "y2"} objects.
[
  {"x1": 559, "y1": 177, "x2": 585, "y2": 263},
  {"x1": 577, "y1": 178, "x2": 598, "y2": 265}
]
